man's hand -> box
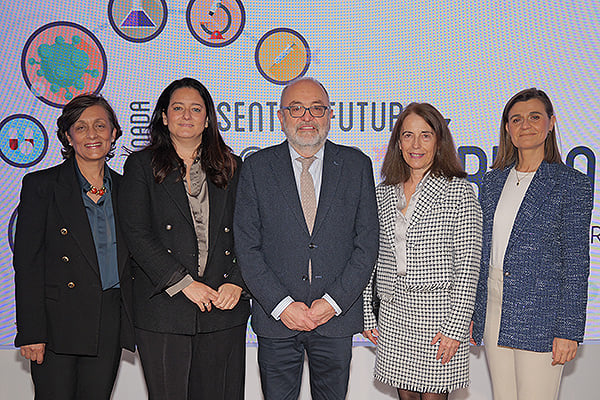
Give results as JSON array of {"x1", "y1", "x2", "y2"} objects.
[
  {"x1": 308, "y1": 298, "x2": 336, "y2": 327},
  {"x1": 552, "y1": 337, "x2": 578, "y2": 365},
  {"x1": 182, "y1": 281, "x2": 219, "y2": 312},
  {"x1": 280, "y1": 302, "x2": 317, "y2": 331},
  {"x1": 213, "y1": 283, "x2": 243, "y2": 310},
  {"x1": 20, "y1": 343, "x2": 46, "y2": 364}
]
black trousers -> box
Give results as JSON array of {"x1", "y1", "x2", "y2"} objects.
[
  {"x1": 136, "y1": 323, "x2": 247, "y2": 400},
  {"x1": 257, "y1": 331, "x2": 353, "y2": 400},
  {"x1": 30, "y1": 289, "x2": 122, "y2": 400}
]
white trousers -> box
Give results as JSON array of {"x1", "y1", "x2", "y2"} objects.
[{"x1": 483, "y1": 267, "x2": 564, "y2": 400}]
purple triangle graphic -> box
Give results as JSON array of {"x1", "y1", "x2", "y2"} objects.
[{"x1": 121, "y1": 10, "x2": 155, "y2": 27}]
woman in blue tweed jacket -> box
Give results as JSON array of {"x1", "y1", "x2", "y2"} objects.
[
  {"x1": 471, "y1": 88, "x2": 593, "y2": 400},
  {"x1": 363, "y1": 103, "x2": 482, "y2": 400}
]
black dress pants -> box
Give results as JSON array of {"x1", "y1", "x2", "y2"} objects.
[
  {"x1": 136, "y1": 323, "x2": 247, "y2": 400},
  {"x1": 30, "y1": 289, "x2": 122, "y2": 400}
]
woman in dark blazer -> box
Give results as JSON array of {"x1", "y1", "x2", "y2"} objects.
[
  {"x1": 119, "y1": 77, "x2": 249, "y2": 400},
  {"x1": 13, "y1": 94, "x2": 134, "y2": 399},
  {"x1": 471, "y1": 88, "x2": 593, "y2": 400},
  {"x1": 363, "y1": 103, "x2": 482, "y2": 400}
]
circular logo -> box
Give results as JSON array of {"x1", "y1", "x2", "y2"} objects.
[
  {"x1": 255, "y1": 28, "x2": 311, "y2": 85},
  {"x1": 239, "y1": 146, "x2": 261, "y2": 160},
  {"x1": 0, "y1": 115, "x2": 49, "y2": 168},
  {"x1": 21, "y1": 21, "x2": 108, "y2": 108},
  {"x1": 186, "y1": 0, "x2": 246, "y2": 47},
  {"x1": 8, "y1": 209, "x2": 18, "y2": 253},
  {"x1": 108, "y1": 0, "x2": 168, "y2": 43}
]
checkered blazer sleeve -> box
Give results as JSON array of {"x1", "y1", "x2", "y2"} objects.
[
  {"x1": 440, "y1": 181, "x2": 483, "y2": 341},
  {"x1": 363, "y1": 268, "x2": 377, "y2": 330},
  {"x1": 363, "y1": 184, "x2": 398, "y2": 331}
]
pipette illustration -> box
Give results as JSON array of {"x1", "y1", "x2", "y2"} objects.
[{"x1": 269, "y1": 43, "x2": 296, "y2": 70}]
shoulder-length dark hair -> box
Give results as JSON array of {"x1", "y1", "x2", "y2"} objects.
[
  {"x1": 147, "y1": 77, "x2": 236, "y2": 188},
  {"x1": 57, "y1": 93, "x2": 122, "y2": 160},
  {"x1": 381, "y1": 102, "x2": 466, "y2": 185},
  {"x1": 492, "y1": 88, "x2": 562, "y2": 170}
]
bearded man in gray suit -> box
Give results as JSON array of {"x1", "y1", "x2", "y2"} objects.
[{"x1": 234, "y1": 77, "x2": 379, "y2": 400}]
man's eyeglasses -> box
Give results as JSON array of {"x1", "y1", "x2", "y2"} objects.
[{"x1": 282, "y1": 105, "x2": 330, "y2": 118}]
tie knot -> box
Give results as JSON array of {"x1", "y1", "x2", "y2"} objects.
[{"x1": 297, "y1": 156, "x2": 316, "y2": 171}]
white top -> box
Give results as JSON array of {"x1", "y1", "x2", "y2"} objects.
[{"x1": 491, "y1": 167, "x2": 535, "y2": 270}]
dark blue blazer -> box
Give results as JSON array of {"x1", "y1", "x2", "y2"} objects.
[
  {"x1": 472, "y1": 161, "x2": 593, "y2": 352},
  {"x1": 234, "y1": 140, "x2": 379, "y2": 338}
]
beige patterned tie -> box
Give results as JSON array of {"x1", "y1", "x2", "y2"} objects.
[
  {"x1": 298, "y1": 156, "x2": 317, "y2": 284},
  {"x1": 298, "y1": 156, "x2": 317, "y2": 233}
]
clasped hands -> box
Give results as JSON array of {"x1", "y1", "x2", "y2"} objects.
[
  {"x1": 280, "y1": 299, "x2": 336, "y2": 331},
  {"x1": 182, "y1": 281, "x2": 242, "y2": 312}
]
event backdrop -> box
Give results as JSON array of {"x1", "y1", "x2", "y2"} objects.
[{"x1": 0, "y1": 0, "x2": 598, "y2": 347}]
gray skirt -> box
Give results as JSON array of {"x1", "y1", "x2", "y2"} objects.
[{"x1": 374, "y1": 286, "x2": 470, "y2": 393}]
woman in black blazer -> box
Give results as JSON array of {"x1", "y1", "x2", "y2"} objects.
[
  {"x1": 119, "y1": 77, "x2": 249, "y2": 400},
  {"x1": 13, "y1": 94, "x2": 134, "y2": 399}
]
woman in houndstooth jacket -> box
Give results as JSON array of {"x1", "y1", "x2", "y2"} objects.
[{"x1": 363, "y1": 102, "x2": 482, "y2": 400}]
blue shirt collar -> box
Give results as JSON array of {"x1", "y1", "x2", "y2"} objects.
[{"x1": 74, "y1": 159, "x2": 112, "y2": 194}]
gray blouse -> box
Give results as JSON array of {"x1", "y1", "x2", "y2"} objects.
[
  {"x1": 185, "y1": 159, "x2": 210, "y2": 277},
  {"x1": 164, "y1": 159, "x2": 210, "y2": 297}
]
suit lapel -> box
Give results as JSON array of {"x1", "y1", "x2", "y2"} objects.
[
  {"x1": 157, "y1": 162, "x2": 229, "y2": 269},
  {"x1": 408, "y1": 174, "x2": 448, "y2": 230},
  {"x1": 110, "y1": 170, "x2": 129, "y2": 278},
  {"x1": 379, "y1": 184, "x2": 398, "y2": 251},
  {"x1": 161, "y1": 169, "x2": 194, "y2": 228},
  {"x1": 312, "y1": 141, "x2": 341, "y2": 236},
  {"x1": 270, "y1": 142, "x2": 309, "y2": 234},
  {"x1": 506, "y1": 162, "x2": 555, "y2": 255},
  {"x1": 206, "y1": 179, "x2": 227, "y2": 265},
  {"x1": 485, "y1": 167, "x2": 511, "y2": 226},
  {"x1": 54, "y1": 159, "x2": 100, "y2": 277}
]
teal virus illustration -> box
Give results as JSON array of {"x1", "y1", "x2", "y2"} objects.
[{"x1": 28, "y1": 36, "x2": 99, "y2": 101}]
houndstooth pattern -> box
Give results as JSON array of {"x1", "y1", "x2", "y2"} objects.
[{"x1": 363, "y1": 175, "x2": 482, "y2": 392}]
